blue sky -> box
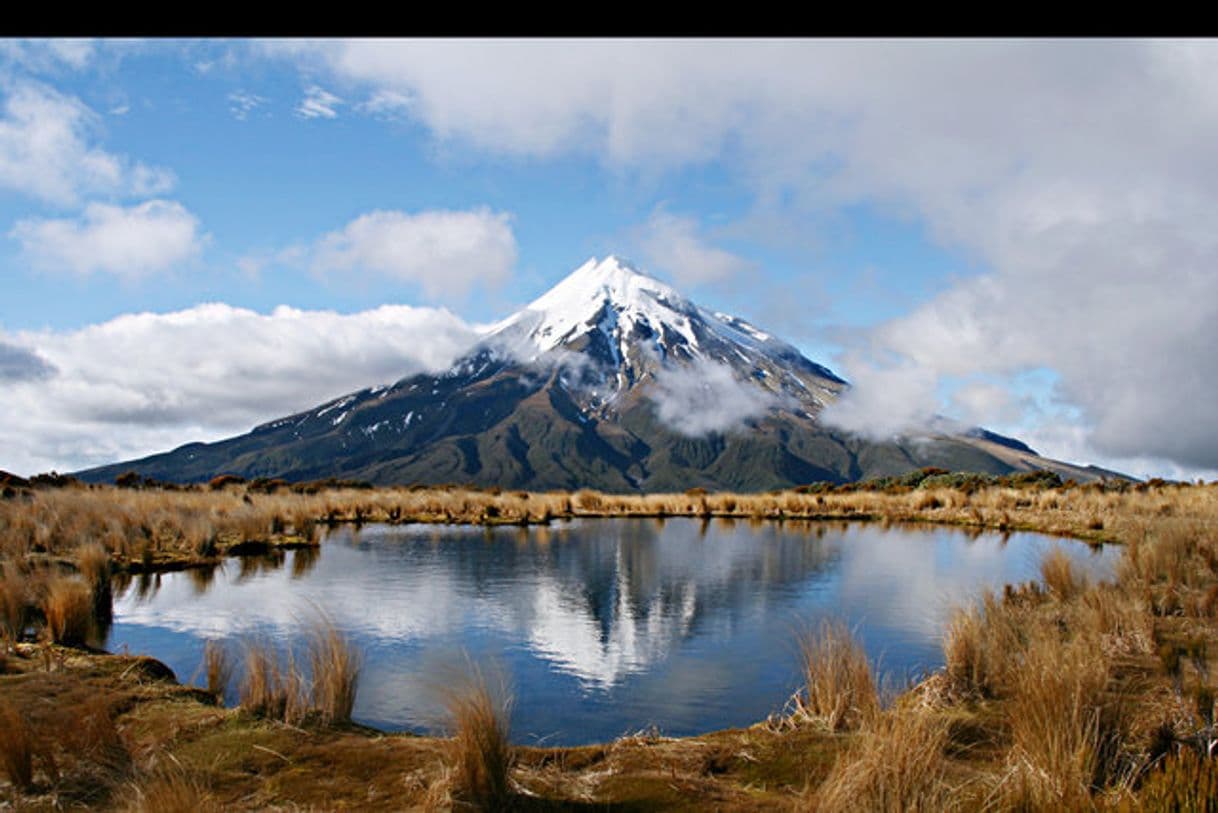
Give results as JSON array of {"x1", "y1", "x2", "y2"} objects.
[{"x1": 2, "y1": 39, "x2": 1216, "y2": 480}]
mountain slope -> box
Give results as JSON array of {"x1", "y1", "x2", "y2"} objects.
[{"x1": 77, "y1": 257, "x2": 1115, "y2": 490}]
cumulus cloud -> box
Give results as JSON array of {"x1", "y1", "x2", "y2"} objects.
[
  {"x1": 306, "y1": 208, "x2": 517, "y2": 300},
  {"x1": 11, "y1": 199, "x2": 205, "y2": 278},
  {"x1": 650, "y1": 358, "x2": 780, "y2": 436},
  {"x1": 0, "y1": 81, "x2": 173, "y2": 205},
  {"x1": 0, "y1": 341, "x2": 54, "y2": 381},
  {"x1": 0, "y1": 303, "x2": 479, "y2": 475},
  {"x1": 295, "y1": 84, "x2": 342, "y2": 119},
  {"x1": 263, "y1": 39, "x2": 1218, "y2": 473},
  {"x1": 636, "y1": 209, "x2": 752, "y2": 286}
]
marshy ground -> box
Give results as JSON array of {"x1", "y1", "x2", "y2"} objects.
[{"x1": 2, "y1": 472, "x2": 1218, "y2": 809}]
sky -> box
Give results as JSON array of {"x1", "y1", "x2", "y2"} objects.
[{"x1": 1, "y1": 38, "x2": 1216, "y2": 481}]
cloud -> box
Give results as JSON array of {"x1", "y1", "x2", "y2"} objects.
[
  {"x1": 636, "y1": 209, "x2": 752, "y2": 287},
  {"x1": 228, "y1": 90, "x2": 266, "y2": 120},
  {"x1": 263, "y1": 40, "x2": 1218, "y2": 472},
  {"x1": 11, "y1": 200, "x2": 205, "y2": 278},
  {"x1": 0, "y1": 39, "x2": 95, "y2": 72},
  {"x1": 0, "y1": 81, "x2": 173, "y2": 205},
  {"x1": 306, "y1": 207, "x2": 517, "y2": 301},
  {"x1": 0, "y1": 340, "x2": 54, "y2": 381},
  {"x1": 650, "y1": 358, "x2": 780, "y2": 436},
  {"x1": 0, "y1": 303, "x2": 480, "y2": 475},
  {"x1": 295, "y1": 84, "x2": 342, "y2": 119}
]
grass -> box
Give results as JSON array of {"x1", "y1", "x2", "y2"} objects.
[
  {"x1": 202, "y1": 640, "x2": 231, "y2": 701},
  {"x1": 0, "y1": 562, "x2": 27, "y2": 645},
  {"x1": 813, "y1": 709, "x2": 956, "y2": 812},
  {"x1": 307, "y1": 613, "x2": 361, "y2": 725},
  {"x1": 795, "y1": 619, "x2": 879, "y2": 732},
  {"x1": 443, "y1": 662, "x2": 515, "y2": 809},
  {"x1": 43, "y1": 574, "x2": 96, "y2": 646},
  {"x1": 235, "y1": 617, "x2": 362, "y2": 726},
  {"x1": 0, "y1": 700, "x2": 33, "y2": 791},
  {"x1": 5, "y1": 478, "x2": 1218, "y2": 809}
]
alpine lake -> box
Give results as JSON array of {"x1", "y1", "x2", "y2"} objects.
[{"x1": 105, "y1": 518, "x2": 1118, "y2": 746}]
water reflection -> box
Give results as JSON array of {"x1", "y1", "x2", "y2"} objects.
[{"x1": 107, "y1": 519, "x2": 1118, "y2": 745}]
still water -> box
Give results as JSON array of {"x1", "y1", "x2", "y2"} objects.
[{"x1": 106, "y1": 519, "x2": 1118, "y2": 745}]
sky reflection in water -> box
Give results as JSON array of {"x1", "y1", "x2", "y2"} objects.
[{"x1": 107, "y1": 518, "x2": 1118, "y2": 745}]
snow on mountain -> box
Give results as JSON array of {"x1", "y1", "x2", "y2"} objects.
[{"x1": 483, "y1": 256, "x2": 845, "y2": 415}]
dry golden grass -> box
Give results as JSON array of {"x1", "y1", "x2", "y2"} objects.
[
  {"x1": 121, "y1": 766, "x2": 222, "y2": 813},
  {"x1": 813, "y1": 708, "x2": 956, "y2": 812},
  {"x1": 443, "y1": 663, "x2": 515, "y2": 809},
  {"x1": 202, "y1": 640, "x2": 231, "y2": 701},
  {"x1": 43, "y1": 574, "x2": 95, "y2": 646},
  {"x1": 795, "y1": 619, "x2": 879, "y2": 732},
  {"x1": 0, "y1": 700, "x2": 33, "y2": 790},
  {"x1": 307, "y1": 613, "x2": 361, "y2": 725},
  {"x1": 1041, "y1": 547, "x2": 1088, "y2": 601},
  {"x1": 238, "y1": 638, "x2": 305, "y2": 724},
  {"x1": 0, "y1": 562, "x2": 28, "y2": 645}
]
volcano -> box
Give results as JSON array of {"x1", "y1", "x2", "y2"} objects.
[{"x1": 78, "y1": 257, "x2": 1115, "y2": 490}]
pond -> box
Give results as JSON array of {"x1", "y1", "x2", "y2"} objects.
[{"x1": 105, "y1": 518, "x2": 1119, "y2": 746}]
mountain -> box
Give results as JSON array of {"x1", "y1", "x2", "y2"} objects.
[{"x1": 77, "y1": 256, "x2": 1117, "y2": 490}]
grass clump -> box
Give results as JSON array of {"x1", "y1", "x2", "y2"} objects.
[
  {"x1": 307, "y1": 614, "x2": 361, "y2": 724},
  {"x1": 1041, "y1": 547, "x2": 1088, "y2": 601},
  {"x1": 238, "y1": 639, "x2": 305, "y2": 724},
  {"x1": 0, "y1": 562, "x2": 29, "y2": 645},
  {"x1": 0, "y1": 700, "x2": 34, "y2": 791},
  {"x1": 444, "y1": 662, "x2": 515, "y2": 809},
  {"x1": 1134, "y1": 748, "x2": 1218, "y2": 812},
  {"x1": 43, "y1": 574, "x2": 96, "y2": 646},
  {"x1": 202, "y1": 640, "x2": 232, "y2": 702},
  {"x1": 814, "y1": 709, "x2": 956, "y2": 812},
  {"x1": 795, "y1": 619, "x2": 879, "y2": 732}
]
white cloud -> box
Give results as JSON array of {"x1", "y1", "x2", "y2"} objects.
[
  {"x1": 636, "y1": 209, "x2": 752, "y2": 287},
  {"x1": 0, "y1": 81, "x2": 173, "y2": 205},
  {"x1": 650, "y1": 358, "x2": 780, "y2": 436},
  {"x1": 11, "y1": 200, "x2": 205, "y2": 278},
  {"x1": 228, "y1": 90, "x2": 266, "y2": 120},
  {"x1": 306, "y1": 207, "x2": 517, "y2": 301},
  {"x1": 0, "y1": 39, "x2": 95, "y2": 72},
  {"x1": 264, "y1": 40, "x2": 1218, "y2": 472},
  {"x1": 295, "y1": 84, "x2": 342, "y2": 119},
  {"x1": 0, "y1": 303, "x2": 480, "y2": 475}
]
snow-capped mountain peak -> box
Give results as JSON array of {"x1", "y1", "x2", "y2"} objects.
[{"x1": 491, "y1": 255, "x2": 699, "y2": 357}]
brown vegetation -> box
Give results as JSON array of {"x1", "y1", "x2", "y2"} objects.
[
  {"x1": 443, "y1": 663, "x2": 516, "y2": 809},
  {"x1": 5, "y1": 477, "x2": 1218, "y2": 809},
  {"x1": 794, "y1": 619, "x2": 879, "y2": 732}
]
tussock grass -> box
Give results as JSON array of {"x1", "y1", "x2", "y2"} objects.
[
  {"x1": 238, "y1": 638, "x2": 306, "y2": 724},
  {"x1": 795, "y1": 619, "x2": 879, "y2": 732},
  {"x1": 1001, "y1": 630, "x2": 1115, "y2": 808},
  {"x1": 0, "y1": 562, "x2": 28, "y2": 644},
  {"x1": 1041, "y1": 547, "x2": 1088, "y2": 601},
  {"x1": 307, "y1": 614, "x2": 361, "y2": 725},
  {"x1": 444, "y1": 663, "x2": 515, "y2": 809},
  {"x1": 814, "y1": 708, "x2": 956, "y2": 812},
  {"x1": 202, "y1": 640, "x2": 231, "y2": 701},
  {"x1": 43, "y1": 575, "x2": 95, "y2": 646},
  {"x1": 121, "y1": 765, "x2": 222, "y2": 813},
  {"x1": 0, "y1": 700, "x2": 34, "y2": 790}
]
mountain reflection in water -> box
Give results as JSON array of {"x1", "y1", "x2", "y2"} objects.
[{"x1": 107, "y1": 518, "x2": 1117, "y2": 745}]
